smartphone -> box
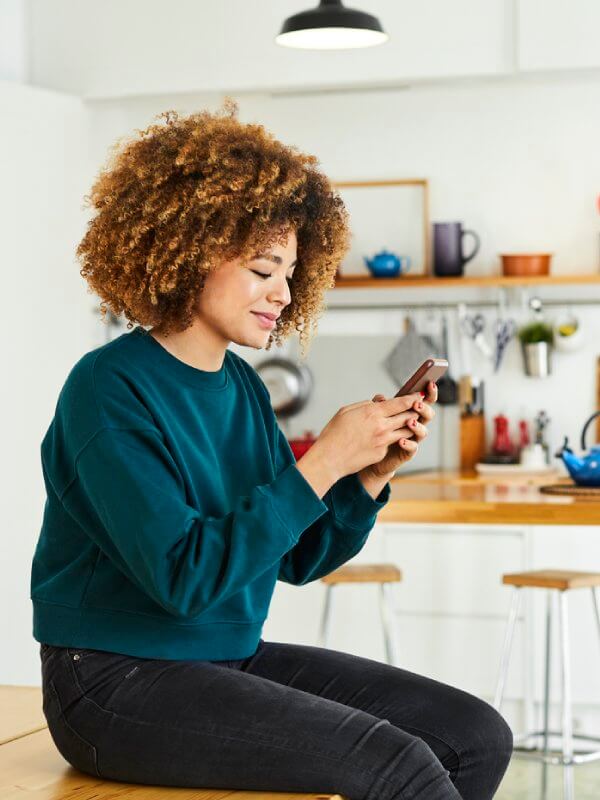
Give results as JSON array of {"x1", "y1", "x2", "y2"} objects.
[{"x1": 394, "y1": 358, "x2": 449, "y2": 397}]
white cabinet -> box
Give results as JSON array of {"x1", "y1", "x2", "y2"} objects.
[
  {"x1": 518, "y1": 0, "x2": 600, "y2": 71},
  {"x1": 269, "y1": 521, "x2": 600, "y2": 730}
]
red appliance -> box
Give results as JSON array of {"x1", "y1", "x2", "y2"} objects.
[{"x1": 288, "y1": 430, "x2": 317, "y2": 460}]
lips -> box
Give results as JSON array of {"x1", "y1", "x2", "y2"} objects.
[{"x1": 252, "y1": 311, "x2": 279, "y2": 321}]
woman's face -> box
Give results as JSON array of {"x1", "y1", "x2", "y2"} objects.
[{"x1": 197, "y1": 229, "x2": 298, "y2": 350}]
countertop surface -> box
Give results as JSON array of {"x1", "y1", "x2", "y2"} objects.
[{"x1": 378, "y1": 469, "x2": 600, "y2": 525}]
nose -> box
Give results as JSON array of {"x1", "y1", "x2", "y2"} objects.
[{"x1": 267, "y1": 274, "x2": 292, "y2": 308}]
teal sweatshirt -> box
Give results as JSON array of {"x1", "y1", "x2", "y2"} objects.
[{"x1": 30, "y1": 326, "x2": 391, "y2": 660}]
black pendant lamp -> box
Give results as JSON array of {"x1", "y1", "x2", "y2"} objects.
[{"x1": 276, "y1": 0, "x2": 388, "y2": 50}]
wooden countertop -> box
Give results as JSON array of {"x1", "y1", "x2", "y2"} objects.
[{"x1": 378, "y1": 469, "x2": 600, "y2": 525}]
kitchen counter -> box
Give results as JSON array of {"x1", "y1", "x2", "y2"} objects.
[{"x1": 378, "y1": 469, "x2": 600, "y2": 525}]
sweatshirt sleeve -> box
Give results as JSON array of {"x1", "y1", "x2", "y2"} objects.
[
  {"x1": 60, "y1": 426, "x2": 329, "y2": 619},
  {"x1": 276, "y1": 426, "x2": 391, "y2": 586}
]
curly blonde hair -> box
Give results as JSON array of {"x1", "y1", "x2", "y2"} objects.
[{"x1": 77, "y1": 97, "x2": 351, "y2": 359}]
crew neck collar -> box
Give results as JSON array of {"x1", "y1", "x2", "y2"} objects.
[{"x1": 131, "y1": 327, "x2": 230, "y2": 390}]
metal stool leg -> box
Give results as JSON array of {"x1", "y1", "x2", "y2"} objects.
[
  {"x1": 494, "y1": 586, "x2": 522, "y2": 712},
  {"x1": 318, "y1": 584, "x2": 334, "y2": 647},
  {"x1": 592, "y1": 587, "x2": 600, "y2": 647},
  {"x1": 379, "y1": 582, "x2": 400, "y2": 666},
  {"x1": 558, "y1": 589, "x2": 574, "y2": 800},
  {"x1": 541, "y1": 589, "x2": 553, "y2": 800}
]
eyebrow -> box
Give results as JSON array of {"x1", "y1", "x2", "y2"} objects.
[{"x1": 254, "y1": 253, "x2": 298, "y2": 268}]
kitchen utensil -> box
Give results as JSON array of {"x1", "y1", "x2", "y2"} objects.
[
  {"x1": 433, "y1": 222, "x2": 480, "y2": 277},
  {"x1": 382, "y1": 313, "x2": 437, "y2": 387},
  {"x1": 436, "y1": 313, "x2": 458, "y2": 405},
  {"x1": 493, "y1": 318, "x2": 516, "y2": 371},
  {"x1": 364, "y1": 249, "x2": 411, "y2": 277},
  {"x1": 500, "y1": 253, "x2": 552, "y2": 276},
  {"x1": 493, "y1": 289, "x2": 517, "y2": 372},
  {"x1": 491, "y1": 412, "x2": 514, "y2": 457},
  {"x1": 254, "y1": 356, "x2": 313, "y2": 418},
  {"x1": 534, "y1": 410, "x2": 551, "y2": 464},
  {"x1": 460, "y1": 312, "x2": 493, "y2": 359},
  {"x1": 458, "y1": 374, "x2": 484, "y2": 415},
  {"x1": 555, "y1": 409, "x2": 600, "y2": 487}
]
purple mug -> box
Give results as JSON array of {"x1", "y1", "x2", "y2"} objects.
[{"x1": 433, "y1": 222, "x2": 480, "y2": 277}]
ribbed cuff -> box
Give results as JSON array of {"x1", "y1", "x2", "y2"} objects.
[{"x1": 329, "y1": 472, "x2": 391, "y2": 531}]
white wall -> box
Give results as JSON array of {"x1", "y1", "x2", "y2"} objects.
[
  {"x1": 27, "y1": 0, "x2": 513, "y2": 99},
  {"x1": 0, "y1": 0, "x2": 28, "y2": 82},
  {"x1": 5, "y1": 39, "x2": 600, "y2": 690},
  {"x1": 1, "y1": 80, "x2": 93, "y2": 685},
  {"x1": 86, "y1": 74, "x2": 600, "y2": 460}
]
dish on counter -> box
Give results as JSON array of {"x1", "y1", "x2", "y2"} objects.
[{"x1": 475, "y1": 462, "x2": 558, "y2": 476}]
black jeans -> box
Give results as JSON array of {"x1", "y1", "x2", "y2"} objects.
[{"x1": 40, "y1": 639, "x2": 513, "y2": 800}]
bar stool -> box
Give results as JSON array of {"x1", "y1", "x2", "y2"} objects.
[
  {"x1": 493, "y1": 569, "x2": 600, "y2": 800},
  {"x1": 319, "y1": 563, "x2": 401, "y2": 666}
]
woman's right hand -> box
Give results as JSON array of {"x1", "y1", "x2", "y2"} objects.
[{"x1": 313, "y1": 392, "x2": 423, "y2": 480}]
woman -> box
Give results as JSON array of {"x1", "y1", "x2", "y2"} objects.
[{"x1": 31, "y1": 99, "x2": 512, "y2": 800}]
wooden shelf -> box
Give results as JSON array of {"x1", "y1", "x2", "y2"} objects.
[{"x1": 332, "y1": 273, "x2": 600, "y2": 289}]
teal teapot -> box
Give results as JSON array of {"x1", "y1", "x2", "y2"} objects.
[
  {"x1": 364, "y1": 249, "x2": 411, "y2": 277},
  {"x1": 555, "y1": 411, "x2": 600, "y2": 487}
]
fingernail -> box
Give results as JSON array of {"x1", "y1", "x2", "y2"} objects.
[{"x1": 419, "y1": 391, "x2": 426, "y2": 397}]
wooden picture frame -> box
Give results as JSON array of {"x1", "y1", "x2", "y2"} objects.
[{"x1": 331, "y1": 178, "x2": 431, "y2": 278}]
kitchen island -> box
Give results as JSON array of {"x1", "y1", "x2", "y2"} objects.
[
  {"x1": 380, "y1": 469, "x2": 600, "y2": 525},
  {"x1": 340, "y1": 469, "x2": 600, "y2": 735}
]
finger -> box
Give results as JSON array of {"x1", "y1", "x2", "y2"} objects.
[
  {"x1": 380, "y1": 393, "x2": 422, "y2": 416},
  {"x1": 387, "y1": 410, "x2": 420, "y2": 429},
  {"x1": 385, "y1": 426, "x2": 414, "y2": 445},
  {"x1": 372, "y1": 394, "x2": 386, "y2": 402},
  {"x1": 426, "y1": 380, "x2": 438, "y2": 403},
  {"x1": 399, "y1": 437, "x2": 418, "y2": 451},
  {"x1": 406, "y1": 418, "x2": 429, "y2": 441},
  {"x1": 411, "y1": 398, "x2": 435, "y2": 422}
]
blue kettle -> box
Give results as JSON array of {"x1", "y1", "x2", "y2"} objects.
[
  {"x1": 364, "y1": 249, "x2": 411, "y2": 277},
  {"x1": 555, "y1": 411, "x2": 600, "y2": 487}
]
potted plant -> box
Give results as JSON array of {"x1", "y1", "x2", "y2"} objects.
[{"x1": 517, "y1": 318, "x2": 554, "y2": 377}]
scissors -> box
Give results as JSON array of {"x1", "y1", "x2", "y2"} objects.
[
  {"x1": 460, "y1": 313, "x2": 493, "y2": 358},
  {"x1": 493, "y1": 317, "x2": 517, "y2": 372}
]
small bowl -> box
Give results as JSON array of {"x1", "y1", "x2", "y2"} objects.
[{"x1": 500, "y1": 253, "x2": 552, "y2": 276}]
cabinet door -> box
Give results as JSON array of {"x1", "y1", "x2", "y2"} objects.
[
  {"x1": 381, "y1": 525, "x2": 524, "y2": 617},
  {"x1": 518, "y1": 0, "x2": 600, "y2": 71}
]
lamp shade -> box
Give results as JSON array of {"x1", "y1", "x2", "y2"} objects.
[{"x1": 276, "y1": 0, "x2": 388, "y2": 50}]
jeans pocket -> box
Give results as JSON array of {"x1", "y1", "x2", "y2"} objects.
[{"x1": 44, "y1": 680, "x2": 101, "y2": 778}]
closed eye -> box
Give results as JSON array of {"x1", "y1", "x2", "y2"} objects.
[{"x1": 251, "y1": 269, "x2": 294, "y2": 283}]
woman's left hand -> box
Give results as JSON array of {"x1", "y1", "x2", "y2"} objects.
[{"x1": 363, "y1": 380, "x2": 438, "y2": 478}]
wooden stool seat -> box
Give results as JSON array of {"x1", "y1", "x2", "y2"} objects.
[
  {"x1": 0, "y1": 685, "x2": 344, "y2": 799},
  {"x1": 320, "y1": 563, "x2": 402, "y2": 585},
  {"x1": 494, "y1": 570, "x2": 600, "y2": 794},
  {"x1": 502, "y1": 569, "x2": 600, "y2": 591}
]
